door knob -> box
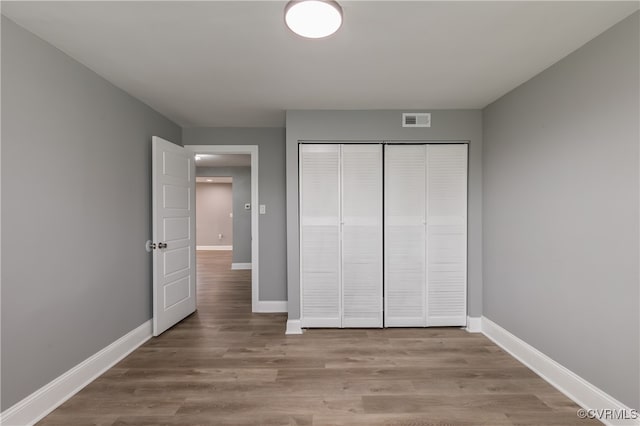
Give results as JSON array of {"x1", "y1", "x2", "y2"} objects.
[{"x1": 158, "y1": 242, "x2": 168, "y2": 249}]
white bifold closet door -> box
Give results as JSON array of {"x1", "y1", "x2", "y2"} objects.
[
  {"x1": 384, "y1": 145, "x2": 427, "y2": 326},
  {"x1": 300, "y1": 144, "x2": 383, "y2": 328},
  {"x1": 385, "y1": 144, "x2": 468, "y2": 327},
  {"x1": 300, "y1": 145, "x2": 341, "y2": 327},
  {"x1": 341, "y1": 145, "x2": 383, "y2": 327}
]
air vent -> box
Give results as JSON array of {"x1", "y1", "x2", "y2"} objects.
[{"x1": 402, "y1": 113, "x2": 431, "y2": 128}]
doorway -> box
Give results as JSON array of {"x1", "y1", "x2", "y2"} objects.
[
  {"x1": 186, "y1": 145, "x2": 259, "y2": 312},
  {"x1": 196, "y1": 176, "x2": 234, "y2": 251}
]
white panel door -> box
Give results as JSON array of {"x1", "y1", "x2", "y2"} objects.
[
  {"x1": 300, "y1": 144, "x2": 341, "y2": 327},
  {"x1": 384, "y1": 145, "x2": 427, "y2": 327},
  {"x1": 152, "y1": 136, "x2": 196, "y2": 336},
  {"x1": 426, "y1": 144, "x2": 467, "y2": 326},
  {"x1": 341, "y1": 145, "x2": 383, "y2": 328}
]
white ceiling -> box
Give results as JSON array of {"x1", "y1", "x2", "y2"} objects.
[
  {"x1": 2, "y1": 1, "x2": 637, "y2": 127},
  {"x1": 196, "y1": 176, "x2": 233, "y2": 183},
  {"x1": 194, "y1": 153, "x2": 251, "y2": 167}
]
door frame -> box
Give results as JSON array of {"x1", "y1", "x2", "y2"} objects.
[{"x1": 184, "y1": 144, "x2": 259, "y2": 312}]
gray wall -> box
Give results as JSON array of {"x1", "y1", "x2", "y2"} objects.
[
  {"x1": 196, "y1": 167, "x2": 252, "y2": 263},
  {"x1": 483, "y1": 12, "x2": 639, "y2": 409},
  {"x1": 1, "y1": 17, "x2": 182, "y2": 410},
  {"x1": 195, "y1": 182, "x2": 233, "y2": 246},
  {"x1": 184, "y1": 128, "x2": 286, "y2": 301},
  {"x1": 286, "y1": 110, "x2": 483, "y2": 320}
]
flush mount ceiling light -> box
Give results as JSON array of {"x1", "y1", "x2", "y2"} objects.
[{"x1": 285, "y1": 0, "x2": 343, "y2": 39}]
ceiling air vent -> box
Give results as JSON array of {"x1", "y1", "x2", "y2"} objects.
[{"x1": 402, "y1": 113, "x2": 431, "y2": 128}]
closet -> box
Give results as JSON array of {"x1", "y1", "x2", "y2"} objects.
[{"x1": 299, "y1": 143, "x2": 467, "y2": 328}]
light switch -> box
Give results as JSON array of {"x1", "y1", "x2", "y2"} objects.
[{"x1": 259, "y1": 204, "x2": 266, "y2": 215}]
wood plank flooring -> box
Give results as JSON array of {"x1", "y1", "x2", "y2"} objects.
[{"x1": 38, "y1": 251, "x2": 596, "y2": 425}]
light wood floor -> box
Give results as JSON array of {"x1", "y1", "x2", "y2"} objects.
[{"x1": 38, "y1": 251, "x2": 596, "y2": 426}]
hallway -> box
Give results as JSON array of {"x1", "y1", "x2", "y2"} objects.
[{"x1": 37, "y1": 251, "x2": 594, "y2": 425}]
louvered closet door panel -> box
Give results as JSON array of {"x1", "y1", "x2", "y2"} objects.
[
  {"x1": 341, "y1": 145, "x2": 383, "y2": 328},
  {"x1": 384, "y1": 145, "x2": 427, "y2": 327},
  {"x1": 426, "y1": 144, "x2": 468, "y2": 326},
  {"x1": 300, "y1": 145, "x2": 341, "y2": 327}
]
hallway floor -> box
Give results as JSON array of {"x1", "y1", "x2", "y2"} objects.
[{"x1": 38, "y1": 251, "x2": 595, "y2": 425}]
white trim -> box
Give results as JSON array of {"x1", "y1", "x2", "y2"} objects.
[
  {"x1": 465, "y1": 316, "x2": 482, "y2": 333},
  {"x1": 255, "y1": 301, "x2": 287, "y2": 313},
  {"x1": 285, "y1": 320, "x2": 303, "y2": 335},
  {"x1": 197, "y1": 245, "x2": 232, "y2": 251},
  {"x1": 185, "y1": 144, "x2": 259, "y2": 313},
  {"x1": 0, "y1": 320, "x2": 152, "y2": 426},
  {"x1": 231, "y1": 262, "x2": 252, "y2": 270},
  {"x1": 482, "y1": 317, "x2": 638, "y2": 426}
]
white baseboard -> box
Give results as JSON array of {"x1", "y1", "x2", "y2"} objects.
[
  {"x1": 285, "y1": 319, "x2": 303, "y2": 335},
  {"x1": 465, "y1": 316, "x2": 482, "y2": 333},
  {"x1": 482, "y1": 316, "x2": 638, "y2": 426},
  {"x1": 231, "y1": 262, "x2": 252, "y2": 270},
  {"x1": 197, "y1": 245, "x2": 232, "y2": 251},
  {"x1": 1, "y1": 320, "x2": 152, "y2": 426},
  {"x1": 255, "y1": 301, "x2": 287, "y2": 313}
]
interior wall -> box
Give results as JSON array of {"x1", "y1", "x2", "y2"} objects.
[
  {"x1": 482, "y1": 11, "x2": 639, "y2": 409},
  {"x1": 195, "y1": 182, "x2": 233, "y2": 247},
  {"x1": 285, "y1": 110, "x2": 483, "y2": 321},
  {"x1": 196, "y1": 167, "x2": 251, "y2": 263},
  {"x1": 1, "y1": 16, "x2": 182, "y2": 410},
  {"x1": 183, "y1": 128, "x2": 286, "y2": 301}
]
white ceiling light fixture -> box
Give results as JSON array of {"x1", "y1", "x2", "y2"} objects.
[{"x1": 285, "y1": 0, "x2": 343, "y2": 39}]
